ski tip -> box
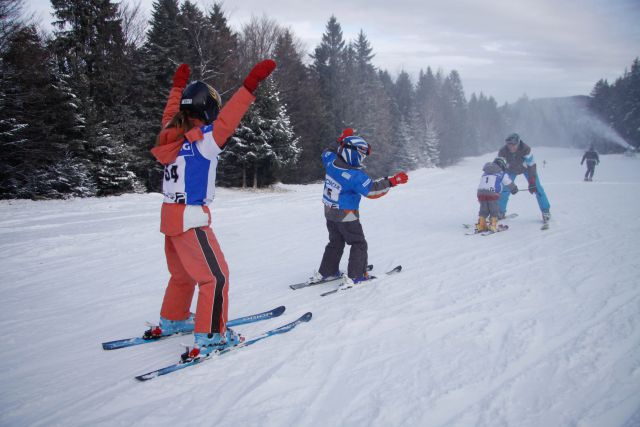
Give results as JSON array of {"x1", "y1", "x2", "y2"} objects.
[
  {"x1": 102, "y1": 340, "x2": 131, "y2": 350},
  {"x1": 300, "y1": 312, "x2": 313, "y2": 322},
  {"x1": 320, "y1": 289, "x2": 337, "y2": 297},
  {"x1": 273, "y1": 305, "x2": 286, "y2": 316},
  {"x1": 135, "y1": 372, "x2": 158, "y2": 382},
  {"x1": 391, "y1": 265, "x2": 402, "y2": 273}
]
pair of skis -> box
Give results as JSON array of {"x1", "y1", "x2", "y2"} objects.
[
  {"x1": 135, "y1": 311, "x2": 312, "y2": 381},
  {"x1": 102, "y1": 305, "x2": 287, "y2": 350},
  {"x1": 320, "y1": 265, "x2": 402, "y2": 296},
  {"x1": 289, "y1": 264, "x2": 403, "y2": 296},
  {"x1": 102, "y1": 306, "x2": 311, "y2": 381},
  {"x1": 464, "y1": 224, "x2": 509, "y2": 236},
  {"x1": 462, "y1": 213, "x2": 549, "y2": 233},
  {"x1": 107, "y1": 264, "x2": 402, "y2": 381},
  {"x1": 289, "y1": 264, "x2": 374, "y2": 290}
]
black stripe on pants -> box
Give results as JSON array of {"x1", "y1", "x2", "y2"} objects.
[{"x1": 195, "y1": 228, "x2": 226, "y2": 335}]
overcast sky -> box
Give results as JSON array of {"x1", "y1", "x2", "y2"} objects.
[{"x1": 28, "y1": 0, "x2": 640, "y2": 104}]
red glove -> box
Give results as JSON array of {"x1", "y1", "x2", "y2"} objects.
[
  {"x1": 389, "y1": 172, "x2": 408, "y2": 187},
  {"x1": 243, "y1": 59, "x2": 277, "y2": 94},
  {"x1": 172, "y1": 63, "x2": 190, "y2": 89},
  {"x1": 338, "y1": 128, "x2": 354, "y2": 143},
  {"x1": 528, "y1": 176, "x2": 537, "y2": 194}
]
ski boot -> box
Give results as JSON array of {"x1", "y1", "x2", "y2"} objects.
[
  {"x1": 309, "y1": 270, "x2": 341, "y2": 284},
  {"x1": 182, "y1": 328, "x2": 244, "y2": 361},
  {"x1": 340, "y1": 272, "x2": 373, "y2": 290},
  {"x1": 475, "y1": 216, "x2": 487, "y2": 233},
  {"x1": 144, "y1": 313, "x2": 195, "y2": 339},
  {"x1": 488, "y1": 216, "x2": 498, "y2": 232},
  {"x1": 542, "y1": 210, "x2": 551, "y2": 223}
]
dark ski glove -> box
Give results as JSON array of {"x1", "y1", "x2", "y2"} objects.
[
  {"x1": 510, "y1": 186, "x2": 519, "y2": 195},
  {"x1": 389, "y1": 172, "x2": 409, "y2": 186},
  {"x1": 243, "y1": 59, "x2": 277, "y2": 94},
  {"x1": 173, "y1": 64, "x2": 190, "y2": 89}
]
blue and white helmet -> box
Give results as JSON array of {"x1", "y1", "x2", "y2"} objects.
[{"x1": 338, "y1": 136, "x2": 371, "y2": 167}]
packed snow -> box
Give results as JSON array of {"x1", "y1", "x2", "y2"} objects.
[{"x1": 1, "y1": 148, "x2": 639, "y2": 427}]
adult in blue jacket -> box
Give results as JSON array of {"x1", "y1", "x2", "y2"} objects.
[
  {"x1": 317, "y1": 129, "x2": 408, "y2": 285},
  {"x1": 498, "y1": 133, "x2": 551, "y2": 224}
]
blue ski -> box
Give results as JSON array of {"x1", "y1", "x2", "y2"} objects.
[
  {"x1": 102, "y1": 306, "x2": 286, "y2": 350},
  {"x1": 135, "y1": 312, "x2": 312, "y2": 381}
]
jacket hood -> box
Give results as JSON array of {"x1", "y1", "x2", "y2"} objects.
[{"x1": 151, "y1": 123, "x2": 205, "y2": 165}]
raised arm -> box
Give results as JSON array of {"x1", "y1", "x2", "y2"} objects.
[
  {"x1": 161, "y1": 64, "x2": 190, "y2": 128},
  {"x1": 213, "y1": 60, "x2": 276, "y2": 148}
]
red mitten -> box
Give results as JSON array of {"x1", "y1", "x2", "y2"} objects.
[
  {"x1": 528, "y1": 176, "x2": 537, "y2": 194},
  {"x1": 337, "y1": 128, "x2": 354, "y2": 143},
  {"x1": 389, "y1": 172, "x2": 409, "y2": 187},
  {"x1": 172, "y1": 64, "x2": 190, "y2": 89},
  {"x1": 243, "y1": 59, "x2": 277, "y2": 94}
]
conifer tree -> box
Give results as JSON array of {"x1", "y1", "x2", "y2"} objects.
[
  {"x1": 439, "y1": 70, "x2": 471, "y2": 165},
  {"x1": 311, "y1": 16, "x2": 347, "y2": 137},
  {"x1": 129, "y1": 0, "x2": 187, "y2": 191},
  {"x1": 220, "y1": 80, "x2": 299, "y2": 188},
  {"x1": 273, "y1": 29, "x2": 328, "y2": 183},
  {"x1": 204, "y1": 3, "x2": 240, "y2": 98},
  {"x1": 0, "y1": 26, "x2": 93, "y2": 198},
  {"x1": 50, "y1": 0, "x2": 139, "y2": 195}
]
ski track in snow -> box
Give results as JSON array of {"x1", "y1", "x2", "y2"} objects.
[{"x1": 1, "y1": 148, "x2": 639, "y2": 426}]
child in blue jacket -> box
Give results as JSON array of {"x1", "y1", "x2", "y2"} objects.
[{"x1": 316, "y1": 128, "x2": 408, "y2": 285}]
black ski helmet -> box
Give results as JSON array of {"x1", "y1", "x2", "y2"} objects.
[
  {"x1": 180, "y1": 81, "x2": 222, "y2": 124},
  {"x1": 493, "y1": 156, "x2": 507, "y2": 171}
]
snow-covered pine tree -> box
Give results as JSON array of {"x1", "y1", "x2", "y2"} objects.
[
  {"x1": 311, "y1": 16, "x2": 347, "y2": 138},
  {"x1": 273, "y1": 29, "x2": 328, "y2": 183},
  {"x1": 341, "y1": 30, "x2": 395, "y2": 177},
  {"x1": 85, "y1": 111, "x2": 141, "y2": 196},
  {"x1": 0, "y1": 25, "x2": 93, "y2": 199},
  {"x1": 390, "y1": 71, "x2": 419, "y2": 170},
  {"x1": 590, "y1": 58, "x2": 640, "y2": 149},
  {"x1": 439, "y1": 70, "x2": 472, "y2": 165},
  {"x1": 394, "y1": 115, "x2": 419, "y2": 171},
  {"x1": 468, "y1": 92, "x2": 505, "y2": 154},
  {"x1": 414, "y1": 67, "x2": 444, "y2": 167},
  {"x1": 220, "y1": 80, "x2": 299, "y2": 188},
  {"x1": 423, "y1": 114, "x2": 440, "y2": 167},
  {"x1": 51, "y1": 0, "x2": 138, "y2": 196},
  {"x1": 204, "y1": 3, "x2": 240, "y2": 98},
  {"x1": 128, "y1": 0, "x2": 187, "y2": 191}
]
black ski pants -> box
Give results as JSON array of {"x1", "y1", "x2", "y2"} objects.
[
  {"x1": 319, "y1": 219, "x2": 368, "y2": 280},
  {"x1": 585, "y1": 160, "x2": 596, "y2": 180}
]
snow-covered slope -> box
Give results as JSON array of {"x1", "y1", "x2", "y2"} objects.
[{"x1": 1, "y1": 148, "x2": 639, "y2": 427}]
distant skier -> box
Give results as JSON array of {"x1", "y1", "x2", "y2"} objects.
[
  {"x1": 498, "y1": 133, "x2": 551, "y2": 224},
  {"x1": 148, "y1": 60, "x2": 275, "y2": 360},
  {"x1": 316, "y1": 129, "x2": 408, "y2": 286},
  {"x1": 581, "y1": 145, "x2": 600, "y2": 181},
  {"x1": 474, "y1": 157, "x2": 518, "y2": 233}
]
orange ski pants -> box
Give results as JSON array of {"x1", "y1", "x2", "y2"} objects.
[{"x1": 160, "y1": 227, "x2": 229, "y2": 334}]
